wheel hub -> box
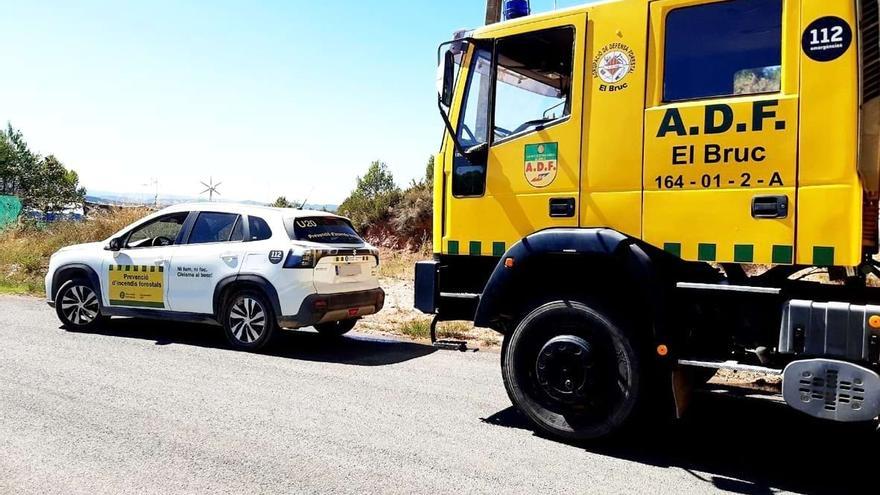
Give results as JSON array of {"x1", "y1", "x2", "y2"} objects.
[
  {"x1": 230, "y1": 297, "x2": 266, "y2": 344},
  {"x1": 535, "y1": 335, "x2": 594, "y2": 404}
]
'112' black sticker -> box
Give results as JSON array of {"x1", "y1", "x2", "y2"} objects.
[
  {"x1": 802, "y1": 16, "x2": 852, "y2": 62},
  {"x1": 268, "y1": 250, "x2": 284, "y2": 264}
]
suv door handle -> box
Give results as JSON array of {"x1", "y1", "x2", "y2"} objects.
[
  {"x1": 220, "y1": 253, "x2": 238, "y2": 262},
  {"x1": 153, "y1": 258, "x2": 166, "y2": 266},
  {"x1": 751, "y1": 195, "x2": 789, "y2": 219}
]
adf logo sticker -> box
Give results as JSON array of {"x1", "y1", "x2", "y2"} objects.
[
  {"x1": 524, "y1": 143, "x2": 558, "y2": 188},
  {"x1": 592, "y1": 43, "x2": 636, "y2": 92}
]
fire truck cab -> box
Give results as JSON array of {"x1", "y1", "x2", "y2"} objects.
[{"x1": 417, "y1": 0, "x2": 880, "y2": 440}]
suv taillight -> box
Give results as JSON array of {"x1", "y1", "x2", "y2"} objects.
[{"x1": 283, "y1": 248, "x2": 318, "y2": 268}]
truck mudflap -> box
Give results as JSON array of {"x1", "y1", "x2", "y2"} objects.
[{"x1": 782, "y1": 359, "x2": 880, "y2": 422}]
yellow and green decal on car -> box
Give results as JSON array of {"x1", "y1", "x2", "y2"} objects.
[{"x1": 108, "y1": 265, "x2": 165, "y2": 308}]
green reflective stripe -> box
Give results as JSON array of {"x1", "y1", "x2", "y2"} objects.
[
  {"x1": 664, "y1": 243, "x2": 681, "y2": 257},
  {"x1": 813, "y1": 246, "x2": 835, "y2": 267},
  {"x1": 469, "y1": 241, "x2": 482, "y2": 256},
  {"x1": 697, "y1": 243, "x2": 716, "y2": 262},
  {"x1": 734, "y1": 244, "x2": 754, "y2": 263},
  {"x1": 772, "y1": 245, "x2": 793, "y2": 264},
  {"x1": 448, "y1": 240, "x2": 459, "y2": 255},
  {"x1": 492, "y1": 242, "x2": 506, "y2": 257}
]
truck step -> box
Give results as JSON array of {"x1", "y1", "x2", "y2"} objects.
[
  {"x1": 678, "y1": 359, "x2": 782, "y2": 376},
  {"x1": 439, "y1": 292, "x2": 481, "y2": 300},
  {"x1": 676, "y1": 282, "x2": 781, "y2": 295}
]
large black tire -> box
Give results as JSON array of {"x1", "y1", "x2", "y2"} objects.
[
  {"x1": 501, "y1": 300, "x2": 642, "y2": 441},
  {"x1": 222, "y1": 289, "x2": 277, "y2": 351},
  {"x1": 314, "y1": 319, "x2": 357, "y2": 337},
  {"x1": 55, "y1": 278, "x2": 105, "y2": 331}
]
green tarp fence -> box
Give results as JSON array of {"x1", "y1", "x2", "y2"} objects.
[{"x1": 0, "y1": 196, "x2": 22, "y2": 229}]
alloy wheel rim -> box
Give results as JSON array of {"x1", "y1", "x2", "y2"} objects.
[
  {"x1": 61, "y1": 285, "x2": 99, "y2": 325},
  {"x1": 229, "y1": 297, "x2": 266, "y2": 344}
]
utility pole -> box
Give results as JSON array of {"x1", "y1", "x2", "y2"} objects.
[{"x1": 485, "y1": 0, "x2": 501, "y2": 24}]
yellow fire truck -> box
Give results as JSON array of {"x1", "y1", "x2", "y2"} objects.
[{"x1": 415, "y1": 0, "x2": 880, "y2": 440}]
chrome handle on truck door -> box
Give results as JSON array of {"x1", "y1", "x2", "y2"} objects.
[
  {"x1": 751, "y1": 195, "x2": 788, "y2": 219},
  {"x1": 549, "y1": 197, "x2": 576, "y2": 218},
  {"x1": 153, "y1": 258, "x2": 165, "y2": 266}
]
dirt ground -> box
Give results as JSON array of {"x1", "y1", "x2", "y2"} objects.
[{"x1": 357, "y1": 276, "x2": 501, "y2": 349}]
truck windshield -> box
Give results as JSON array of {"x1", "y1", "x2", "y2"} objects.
[{"x1": 284, "y1": 217, "x2": 364, "y2": 245}]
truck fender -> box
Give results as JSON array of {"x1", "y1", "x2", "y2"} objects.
[{"x1": 473, "y1": 228, "x2": 665, "y2": 339}]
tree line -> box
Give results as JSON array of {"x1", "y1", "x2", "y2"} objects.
[
  {"x1": 337, "y1": 157, "x2": 433, "y2": 246},
  {"x1": 0, "y1": 124, "x2": 85, "y2": 216}
]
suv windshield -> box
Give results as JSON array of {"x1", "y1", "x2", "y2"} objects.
[{"x1": 284, "y1": 217, "x2": 364, "y2": 245}]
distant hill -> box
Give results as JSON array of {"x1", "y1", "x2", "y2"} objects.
[{"x1": 86, "y1": 191, "x2": 337, "y2": 212}]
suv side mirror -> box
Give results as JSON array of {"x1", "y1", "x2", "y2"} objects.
[{"x1": 106, "y1": 237, "x2": 122, "y2": 251}]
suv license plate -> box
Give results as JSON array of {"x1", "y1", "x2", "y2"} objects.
[{"x1": 336, "y1": 264, "x2": 361, "y2": 277}]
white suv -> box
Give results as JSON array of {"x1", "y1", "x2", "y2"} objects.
[{"x1": 45, "y1": 203, "x2": 384, "y2": 351}]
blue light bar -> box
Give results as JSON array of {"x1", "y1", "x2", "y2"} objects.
[{"x1": 504, "y1": 0, "x2": 530, "y2": 20}]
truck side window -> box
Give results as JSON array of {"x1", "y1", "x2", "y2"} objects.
[
  {"x1": 663, "y1": 0, "x2": 782, "y2": 102},
  {"x1": 453, "y1": 47, "x2": 492, "y2": 198},
  {"x1": 493, "y1": 27, "x2": 574, "y2": 141},
  {"x1": 457, "y1": 49, "x2": 492, "y2": 150}
]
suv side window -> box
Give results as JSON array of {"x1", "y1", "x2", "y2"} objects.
[
  {"x1": 187, "y1": 212, "x2": 243, "y2": 245},
  {"x1": 248, "y1": 216, "x2": 272, "y2": 241},
  {"x1": 125, "y1": 212, "x2": 189, "y2": 248},
  {"x1": 663, "y1": 0, "x2": 782, "y2": 102}
]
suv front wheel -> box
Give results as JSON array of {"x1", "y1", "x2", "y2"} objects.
[
  {"x1": 223, "y1": 290, "x2": 277, "y2": 351},
  {"x1": 55, "y1": 278, "x2": 105, "y2": 331}
]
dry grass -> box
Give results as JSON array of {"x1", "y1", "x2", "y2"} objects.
[
  {"x1": 377, "y1": 245, "x2": 432, "y2": 280},
  {"x1": 0, "y1": 208, "x2": 150, "y2": 295}
]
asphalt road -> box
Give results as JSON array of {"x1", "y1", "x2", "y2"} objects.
[{"x1": 0, "y1": 296, "x2": 875, "y2": 495}]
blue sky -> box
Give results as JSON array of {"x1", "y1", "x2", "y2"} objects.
[{"x1": 0, "y1": 0, "x2": 580, "y2": 204}]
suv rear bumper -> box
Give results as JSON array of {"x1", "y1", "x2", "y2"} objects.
[{"x1": 277, "y1": 288, "x2": 385, "y2": 329}]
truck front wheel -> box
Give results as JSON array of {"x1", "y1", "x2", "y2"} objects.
[{"x1": 501, "y1": 300, "x2": 642, "y2": 441}]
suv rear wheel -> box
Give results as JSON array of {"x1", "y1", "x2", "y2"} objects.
[
  {"x1": 55, "y1": 278, "x2": 104, "y2": 331},
  {"x1": 223, "y1": 290, "x2": 277, "y2": 351},
  {"x1": 314, "y1": 319, "x2": 357, "y2": 337}
]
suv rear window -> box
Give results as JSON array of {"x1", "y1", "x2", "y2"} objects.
[{"x1": 285, "y1": 217, "x2": 363, "y2": 244}]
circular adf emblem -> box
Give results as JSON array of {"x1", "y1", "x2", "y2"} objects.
[
  {"x1": 592, "y1": 43, "x2": 636, "y2": 85},
  {"x1": 524, "y1": 142, "x2": 558, "y2": 188}
]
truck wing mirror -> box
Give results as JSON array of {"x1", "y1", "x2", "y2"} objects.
[{"x1": 439, "y1": 49, "x2": 456, "y2": 109}]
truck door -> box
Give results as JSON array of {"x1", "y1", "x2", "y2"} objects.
[
  {"x1": 643, "y1": 0, "x2": 800, "y2": 265},
  {"x1": 440, "y1": 13, "x2": 586, "y2": 257}
]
